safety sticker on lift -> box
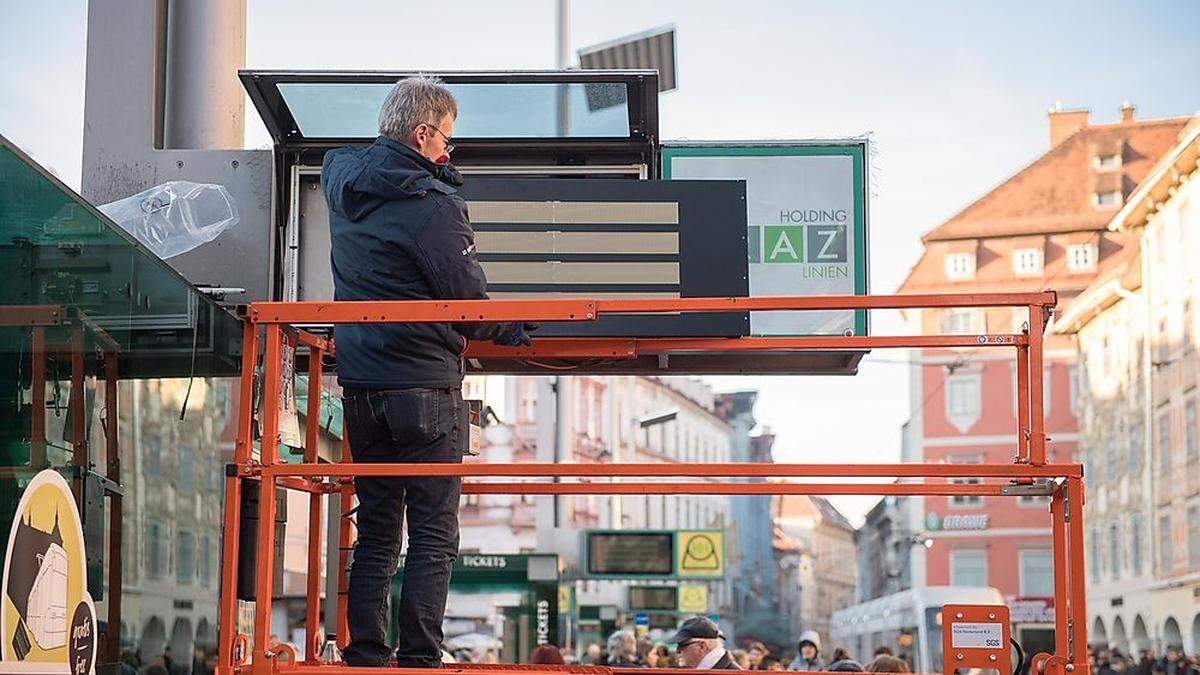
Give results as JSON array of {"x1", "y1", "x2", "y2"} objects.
[{"x1": 941, "y1": 604, "x2": 1012, "y2": 675}]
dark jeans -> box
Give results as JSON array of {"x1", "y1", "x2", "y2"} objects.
[{"x1": 342, "y1": 387, "x2": 463, "y2": 668}]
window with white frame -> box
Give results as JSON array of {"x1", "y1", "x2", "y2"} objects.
[
  {"x1": 1189, "y1": 504, "x2": 1200, "y2": 569},
  {"x1": 1130, "y1": 513, "x2": 1144, "y2": 576},
  {"x1": 940, "y1": 308, "x2": 984, "y2": 335},
  {"x1": 946, "y1": 373, "x2": 983, "y2": 433},
  {"x1": 1160, "y1": 514, "x2": 1173, "y2": 573},
  {"x1": 944, "y1": 252, "x2": 975, "y2": 280},
  {"x1": 1159, "y1": 412, "x2": 1173, "y2": 473},
  {"x1": 1094, "y1": 154, "x2": 1122, "y2": 171},
  {"x1": 146, "y1": 520, "x2": 165, "y2": 580},
  {"x1": 177, "y1": 529, "x2": 194, "y2": 585},
  {"x1": 1019, "y1": 549, "x2": 1054, "y2": 596},
  {"x1": 1067, "y1": 243, "x2": 1098, "y2": 273},
  {"x1": 950, "y1": 550, "x2": 988, "y2": 586},
  {"x1": 1109, "y1": 523, "x2": 1121, "y2": 578},
  {"x1": 1013, "y1": 248, "x2": 1044, "y2": 276},
  {"x1": 1093, "y1": 191, "x2": 1123, "y2": 209},
  {"x1": 1130, "y1": 421, "x2": 1144, "y2": 474},
  {"x1": 950, "y1": 476, "x2": 983, "y2": 507},
  {"x1": 949, "y1": 454, "x2": 983, "y2": 507},
  {"x1": 1187, "y1": 399, "x2": 1198, "y2": 462}
]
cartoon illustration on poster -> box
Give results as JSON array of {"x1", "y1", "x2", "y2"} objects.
[{"x1": 2, "y1": 470, "x2": 97, "y2": 675}]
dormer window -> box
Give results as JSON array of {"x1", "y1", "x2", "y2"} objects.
[
  {"x1": 1093, "y1": 191, "x2": 1122, "y2": 209},
  {"x1": 1013, "y1": 248, "x2": 1043, "y2": 276},
  {"x1": 945, "y1": 252, "x2": 975, "y2": 280},
  {"x1": 1067, "y1": 243, "x2": 1098, "y2": 273},
  {"x1": 1094, "y1": 154, "x2": 1122, "y2": 171}
]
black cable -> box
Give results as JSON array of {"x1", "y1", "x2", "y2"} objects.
[{"x1": 1010, "y1": 637, "x2": 1026, "y2": 675}]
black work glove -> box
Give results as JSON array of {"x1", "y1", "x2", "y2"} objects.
[{"x1": 493, "y1": 322, "x2": 538, "y2": 347}]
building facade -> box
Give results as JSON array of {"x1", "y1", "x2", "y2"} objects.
[
  {"x1": 451, "y1": 375, "x2": 747, "y2": 646},
  {"x1": 772, "y1": 495, "x2": 857, "y2": 651},
  {"x1": 897, "y1": 104, "x2": 1189, "y2": 637},
  {"x1": 1058, "y1": 115, "x2": 1200, "y2": 653}
]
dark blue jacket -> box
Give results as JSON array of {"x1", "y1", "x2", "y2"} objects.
[{"x1": 323, "y1": 136, "x2": 518, "y2": 389}]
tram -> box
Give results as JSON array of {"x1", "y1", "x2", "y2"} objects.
[{"x1": 830, "y1": 586, "x2": 1005, "y2": 673}]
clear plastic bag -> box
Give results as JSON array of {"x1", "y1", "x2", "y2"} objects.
[{"x1": 98, "y1": 181, "x2": 238, "y2": 259}]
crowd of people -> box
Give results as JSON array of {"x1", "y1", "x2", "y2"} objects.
[
  {"x1": 117, "y1": 622, "x2": 913, "y2": 673},
  {"x1": 1091, "y1": 645, "x2": 1196, "y2": 675},
  {"x1": 526, "y1": 620, "x2": 911, "y2": 672}
]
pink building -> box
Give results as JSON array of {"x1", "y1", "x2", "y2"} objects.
[{"x1": 898, "y1": 104, "x2": 1188, "y2": 647}]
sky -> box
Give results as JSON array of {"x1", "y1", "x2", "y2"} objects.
[{"x1": 3, "y1": 1, "x2": 1199, "y2": 523}]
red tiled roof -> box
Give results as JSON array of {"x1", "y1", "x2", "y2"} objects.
[
  {"x1": 922, "y1": 117, "x2": 1191, "y2": 243},
  {"x1": 899, "y1": 113, "x2": 1189, "y2": 304}
]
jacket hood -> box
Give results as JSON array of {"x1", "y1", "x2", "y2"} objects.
[
  {"x1": 797, "y1": 630, "x2": 821, "y2": 652},
  {"x1": 322, "y1": 135, "x2": 463, "y2": 221}
]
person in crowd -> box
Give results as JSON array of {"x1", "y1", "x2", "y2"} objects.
[
  {"x1": 873, "y1": 647, "x2": 894, "y2": 658},
  {"x1": 639, "y1": 639, "x2": 662, "y2": 668},
  {"x1": 866, "y1": 655, "x2": 910, "y2": 673},
  {"x1": 192, "y1": 646, "x2": 207, "y2": 675},
  {"x1": 668, "y1": 616, "x2": 741, "y2": 670},
  {"x1": 654, "y1": 643, "x2": 675, "y2": 668},
  {"x1": 142, "y1": 665, "x2": 169, "y2": 675},
  {"x1": 582, "y1": 643, "x2": 603, "y2": 665},
  {"x1": 1138, "y1": 649, "x2": 1158, "y2": 675},
  {"x1": 120, "y1": 650, "x2": 140, "y2": 675},
  {"x1": 1160, "y1": 646, "x2": 1192, "y2": 675},
  {"x1": 761, "y1": 656, "x2": 785, "y2": 671},
  {"x1": 828, "y1": 658, "x2": 864, "y2": 672},
  {"x1": 831, "y1": 648, "x2": 852, "y2": 663},
  {"x1": 746, "y1": 642, "x2": 769, "y2": 670},
  {"x1": 732, "y1": 649, "x2": 751, "y2": 670},
  {"x1": 531, "y1": 644, "x2": 566, "y2": 665},
  {"x1": 607, "y1": 630, "x2": 641, "y2": 667},
  {"x1": 788, "y1": 631, "x2": 826, "y2": 671}
]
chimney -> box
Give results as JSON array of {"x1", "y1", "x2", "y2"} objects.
[
  {"x1": 1048, "y1": 102, "x2": 1090, "y2": 147},
  {"x1": 1121, "y1": 100, "x2": 1136, "y2": 124}
]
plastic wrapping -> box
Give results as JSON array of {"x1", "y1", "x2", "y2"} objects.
[{"x1": 98, "y1": 181, "x2": 238, "y2": 259}]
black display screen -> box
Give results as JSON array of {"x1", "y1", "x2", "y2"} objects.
[
  {"x1": 587, "y1": 532, "x2": 674, "y2": 575},
  {"x1": 629, "y1": 586, "x2": 678, "y2": 610}
]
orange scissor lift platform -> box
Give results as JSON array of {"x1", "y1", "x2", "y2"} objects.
[{"x1": 217, "y1": 292, "x2": 1086, "y2": 675}]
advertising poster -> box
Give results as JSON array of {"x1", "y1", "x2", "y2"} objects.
[
  {"x1": 2, "y1": 470, "x2": 97, "y2": 675},
  {"x1": 663, "y1": 143, "x2": 869, "y2": 336}
]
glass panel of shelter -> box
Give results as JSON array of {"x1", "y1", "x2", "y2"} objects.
[
  {"x1": 277, "y1": 81, "x2": 631, "y2": 138},
  {"x1": 0, "y1": 135, "x2": 244, "y2": 665}
]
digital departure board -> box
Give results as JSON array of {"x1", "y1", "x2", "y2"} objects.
[
  {"x1": 628, "y1": 586, "x2": 678, "y2": 611},
  {"x1": 586, "y1": 532, "x2": 674, "y2": 575}
]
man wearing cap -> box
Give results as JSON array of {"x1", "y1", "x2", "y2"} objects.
[{"x1": 668, "y1": 616, "x2": 741, "y2": 670}]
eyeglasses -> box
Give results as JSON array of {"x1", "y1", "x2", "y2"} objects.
[
  {"x1": 424, "y1": 122, "x2": 455, "y2": 154},
  {"x1": 678, "y1": 640, "x2": 704, "y2": 651}
]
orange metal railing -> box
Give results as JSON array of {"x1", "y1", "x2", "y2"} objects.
[{"x1": 217, "y1": 292, "x2": 1085, "y2": 675}]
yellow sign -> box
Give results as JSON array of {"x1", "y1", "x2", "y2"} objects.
[
  {"x1": 558, "y1": 584, "x2": 571, "y2": 613},
  {"x1": 2, "y1": 470, "x2": 98, "y2": 674},
  {"x1": 676, "y1": 530, "x2": 723, "y2": 577},
  {"x1": 678, "y1": 584, "x2": 709, "y2": 613}
]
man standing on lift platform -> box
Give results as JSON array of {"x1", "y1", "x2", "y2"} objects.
[{"x1": 322, "y1": 75, "x2": 535, "y2": 668}]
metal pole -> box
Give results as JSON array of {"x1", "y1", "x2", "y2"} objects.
[
  {"x1": 555, "y1": 0, "x2": 570, "y2": 136},
  {"x1": 303, "y1": 348, "x2": 325, "y2": 662},
  {"x1": 163, "y1": 0, "x2": 247, "y2": 149},
  {"x1": 104, "y1": 354, "x2": 122, "y2": 666},
  {"x1": 252, "y1": 325, "x2": 283, "y2": 673},
  {"x1": 217, "y1": 321, "x2": 258, "y2": 675}
]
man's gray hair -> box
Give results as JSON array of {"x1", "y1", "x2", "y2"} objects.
[
  {"x1": 378, "y1": 75, "x2": 458, "y2": 141},
  {"x1": 607, "y1": 630, "x2": 636, "y2": 661}
]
